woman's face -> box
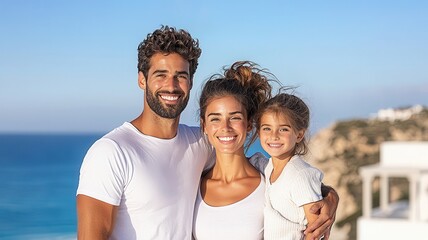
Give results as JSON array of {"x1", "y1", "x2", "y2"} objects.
[{"x1": 203, "y1": 95, "x2": 249, "y2": 155}]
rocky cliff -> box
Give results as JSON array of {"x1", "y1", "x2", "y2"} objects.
[{"x1": 307, "y1": 107, "x2": 428, "y2": 240}]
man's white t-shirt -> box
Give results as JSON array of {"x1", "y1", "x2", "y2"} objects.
[{"x1": 77, "y1": 122, "x2": 213, "y2": 240}]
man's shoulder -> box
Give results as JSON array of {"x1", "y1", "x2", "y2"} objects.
[
  {"x1": 103, "y1": 122, "x2": 134, "y2": 136},
  {"x1": 178, "y1": 124, "x2": 202, "y2": 138},
  {"x1": 91, "y1": 123, "x2": 139, "y2": 150},
  {"x1": 178, "y1": 124, "x2": 200, "y2": 132}
]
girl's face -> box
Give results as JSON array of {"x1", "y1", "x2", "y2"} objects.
[
  {"x1": 203, "y1": 96, "x2": 249, "y2": 155},
  {"x1": 258, "y1": 111, "x2": 305, "y2": 161}
]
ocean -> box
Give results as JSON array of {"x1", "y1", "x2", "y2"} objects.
[
  {"x1": 0, "y1": 133, "x2": 266, "y2": 239},
  {"x1": 0, "y1": 134, "x2": 101, "y2": 240}
]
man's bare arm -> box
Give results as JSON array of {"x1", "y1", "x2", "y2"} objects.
[
  {"x1": 304, "y1": 184, "x2": 339, "y2": 240},
  {"x1": 77, "y1": 194, "x2": 118, "y2": 240}
]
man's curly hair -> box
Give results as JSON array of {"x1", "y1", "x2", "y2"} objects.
[{"x1": 137, "y1": 26, "x2": 201, "y2": 81}]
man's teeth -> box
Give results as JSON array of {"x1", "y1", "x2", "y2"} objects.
[
  {"x1": 161, "y1": 95, "x2": 179, "y2": 101},
  {"x1": 218, "y1": 136, "x2": 235, "y2": 141}
]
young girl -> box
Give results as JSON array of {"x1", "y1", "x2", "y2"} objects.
[{"x1": 256, "y1": 92, "x2": 324, "y2": 240}]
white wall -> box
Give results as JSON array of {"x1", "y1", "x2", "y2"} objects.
[{"x1": 381, "y1": 141, "x2": 428, "y2": 168}]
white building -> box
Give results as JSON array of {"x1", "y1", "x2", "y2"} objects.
[
  {"x1": 373, "y1": 105, "x2": 424, "y2": 122},
  {"x1": 358, "y1": 141, "x2": 428, "y2": 239}
]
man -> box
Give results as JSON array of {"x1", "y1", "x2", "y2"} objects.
[{"x1": 77, "y1": 26, "x2": 338, "y2": 240}]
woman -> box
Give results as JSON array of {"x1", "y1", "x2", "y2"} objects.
[{"x1": 192, "y1": 61, "x2": 273, "y2": 239}]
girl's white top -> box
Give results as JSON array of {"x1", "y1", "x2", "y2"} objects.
[{"x1": 264, "y1": 155, "x2": 323, "y2": 240}]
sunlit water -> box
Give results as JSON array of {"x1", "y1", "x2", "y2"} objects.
[{"x1": 0, "y1": 134, "x2": 100, "y2": 239}]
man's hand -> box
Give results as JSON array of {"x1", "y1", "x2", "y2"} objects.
[{"x1": 304, "y1": 185, "x2": 339, "y2": 240}]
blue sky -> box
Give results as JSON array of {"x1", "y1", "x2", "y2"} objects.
[{"x1": 1, "y1": 0, "x2": 427, "y2": 134}]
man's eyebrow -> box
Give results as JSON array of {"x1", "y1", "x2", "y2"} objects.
[
  {"x1": 175, "y1": 71, "x2": 189, "y2": 76},
  {"x1": 151, "y1": 70, "x2": 189, "y2": 76},
  {"x1": 152, "y1": 69, "x2": 168, "y2": 75}
]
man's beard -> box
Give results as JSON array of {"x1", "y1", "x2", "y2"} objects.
[{"x1": 145, "y1": 87, "x2": 189, "y2": 119}]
